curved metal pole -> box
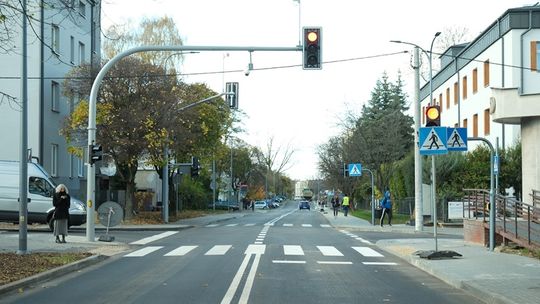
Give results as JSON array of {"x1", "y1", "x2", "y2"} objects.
[
  {"x1": 468, "y1": 137, "x2": 496, "y2": 251},
  {"x1": 86, "y1": 45, "x2": 301, "y2": 241}
]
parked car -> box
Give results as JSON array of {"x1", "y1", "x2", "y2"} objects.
[
  {"x1": 299, "y1": 200, "x2": 310, "y2": 210},
  {"x1": 0, "y1": 160, "x2": 87, "y2": 230},
  {"x1": 254, "y1": 201, "x2": 268, "y2": 209}
]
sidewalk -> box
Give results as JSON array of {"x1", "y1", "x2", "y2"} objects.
[{"x1": 321, "y1": 207, "x2": 540, "y2": 304}]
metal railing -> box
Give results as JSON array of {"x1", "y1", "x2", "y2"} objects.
[{"x1": 462, "y1": 189, "x2": 540, "y2": 250}]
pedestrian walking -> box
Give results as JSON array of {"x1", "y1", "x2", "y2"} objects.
[
  {"x1": 379, "y1": 190, "x2": 392, "y2": 227},
  {"x1": 342, "y1": 194, "x2": 350, "y2": 217},
  {"x1": 331, "y1": 195, "x2": 340, "y2": 218},
  {"x1": 52, "y1": 184, "x2": 70, "y2": 243}
]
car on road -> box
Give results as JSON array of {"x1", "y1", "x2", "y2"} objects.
[
  {"x1": 299, "y1": 201, "x2": 310, "y2": 210},
  {"x1": 208, "y1": 201, "x2": 239, "y2": 211}
]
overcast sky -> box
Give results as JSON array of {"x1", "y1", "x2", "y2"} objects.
[{"x1": 101, "y1": 0, "x2": 525, "y2": 180}]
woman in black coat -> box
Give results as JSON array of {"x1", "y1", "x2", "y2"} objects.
[{"x1": 52, "y1": 184, "x2": 70, "y2": 243}]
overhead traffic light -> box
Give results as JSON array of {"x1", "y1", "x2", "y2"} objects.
[
  {"x1": 88, "y1": 144, "x2": 103, "y2": 165},
  {"x1": 303, "y1": 27, "x2": 322, "y2": 70},
  {"x1": 425, "y1": 105, "x2": 441, "y2": 127},
  {"x1": 190, "y1": 156, "x2": 200, "y2": 177},
  {"x1": 226, "y1": 82, "x2": 239, "y2": 109}
]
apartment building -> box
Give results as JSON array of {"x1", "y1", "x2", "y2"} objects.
[
  {"x1": 420, "y1": 5, "x2": 540, "y2": 202},
  {"x1": 0, "y1": 0, "x2": 101, "y2": 198}
]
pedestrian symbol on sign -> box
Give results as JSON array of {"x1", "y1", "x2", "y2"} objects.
[{"x1": 419, "y1": 127, "x2": 448, "y2": 155}]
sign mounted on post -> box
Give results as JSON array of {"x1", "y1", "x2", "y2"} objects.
[
  {"x1": 419, "y1": 127, "x2": 448, "y2": 155},
  {"x1": 348, "y1": 163, "x2": 362, "y2": 177},
  {"x1": 446, "y1": 128, "x2": 467, "y2": 151}
]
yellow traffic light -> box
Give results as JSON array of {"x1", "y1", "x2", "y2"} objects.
[{"x1": 425, "y1": 105, "x2": 441, "y2": 127}]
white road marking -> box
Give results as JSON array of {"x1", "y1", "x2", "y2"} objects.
[
  {"x1": 283, "y1": 245, "x2": 304, "y2": 256},
  {"x1": 273, "y1": 260, "x2": 306, "y2": 264},
  {"x1": 244, "y1": 223, "x2": 255, "y2": 226},
  {"x1": 206, "y1": 245, "x2": 232, "y2": 255},
  {"x1": 164, "y1": 245, "x2": 198, "y2": 256},
  {"x1": 221, "y1": 245, "x2": 266, "y2": 304},
  {"x1": 254, "y1": 241, "x2": 263, "y2": 244},
  {"x1": 301, "y1": 224, "x2": 312, "y2": 227},
  {"x1": 320, "y1": 224, "x2": 331, "y2": 228},
  {"x1": 206, "y1": 224, "x2": 219, "y2": 227},
  {"x1": 226, "y1": 223, "x2": 238, "y2": 227},
  {"x1": 317, "y1": 261, "x2": 353, "y2": 265},
  {"x1": 129, "y1": 231, "x2": 178, "y2": 245},
  {"x1": 362, "y1": 262, "x2": 398, "y2": 266},
  {"x1": 317, "y1": 246, "x2": 344, "y2": 256},
  {"x1": 221, "y1": 254, "x2": 251, "y2": 304},
  {"x1": 355, "y1": 237, "x2": 373, "y2": 245},
  {"x1": 239, "y1": 253, "x2": 261, "y2": 303},
  {"x1": 283, "y1": 223, "x2": 293, "y2": 227},
  {"x1": 245, "y1": 244, "x2": 266, "y2": 254},
  {"x1": 124, "y1": 246, "x2": 163, "y2": 257},
  {"x1": 352, "y1": 246, "x2": 384, "y2": 257}
]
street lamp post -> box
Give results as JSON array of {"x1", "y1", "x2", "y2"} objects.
[{"x1": 390, "y1": 32, "x2": 441, "y2": 236}]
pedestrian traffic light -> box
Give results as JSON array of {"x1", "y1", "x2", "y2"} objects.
[
  {"x1": 226, "y1": 82, "x2": 239, "y2": 109},
  {"x1": 303, "y1": 27, "x2": 322, "y2": 70},
  {"x1": 190, "y1": 156, "x2": 200, "y2": 177},
  {"x1": 425, "y1": 105, "x2": 441, "y2": 127},
  {"x1": 88, "y1": 144, "x2": 103, "y2": 165}
]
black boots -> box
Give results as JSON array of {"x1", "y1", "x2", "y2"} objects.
[
  {"x1": 61, "y1": 235, "x2": 66, "y2": 243},
  {"x1": 55, "y1": 235, "x2": 66, "y2": 243},
  {"x1": 55, "y1": 236, "x2": 61, "y2": 243}
]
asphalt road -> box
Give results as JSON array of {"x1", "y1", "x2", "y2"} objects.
[{"x1": 2, "y1": 202, "x2": 484, "y2": 304}]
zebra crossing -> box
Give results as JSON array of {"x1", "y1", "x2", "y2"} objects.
[
  {"x1": 123, "y1": 244, "x2": 397, "y2": 266},
  {"x1": 204, "y1": 223, "x2": 332, "y2": 228}
]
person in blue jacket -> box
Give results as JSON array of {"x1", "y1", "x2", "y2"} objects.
[{"x1": 380, "y1": 190, "x2": 392, "y2": 227}]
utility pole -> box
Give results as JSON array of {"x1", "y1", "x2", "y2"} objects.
[
  {"x1": 18, "y1": 0, "x2": 28, "y2": 254},
  {"x1": 413, "y1": 47, "x2": 423, "y2": 232}
]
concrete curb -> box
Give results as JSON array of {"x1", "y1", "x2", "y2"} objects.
[{"x1": 0, "y1": 254, "x2": 107, "y2": 296}]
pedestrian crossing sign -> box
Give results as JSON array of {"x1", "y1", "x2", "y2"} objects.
[
  {"x1": 348, "y1": 163, "x2": 362, "y2": 177},
  {"x1": 446, "y1": 127, "x2": 467, "y2": 151},
  {"x1": 419, "y1": 127, "x2": 448, "y2": 155}
]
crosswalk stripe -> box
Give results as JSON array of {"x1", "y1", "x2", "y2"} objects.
[
  {"x1": 320, "y1": 224, "x2": 331, "y2": 228},
  {"x1": 226, "y1": 224, "x2": 238, "y2": 227},
  {"x1": 317, "y1": 246, "x2": 343, "y2": 256},
  {"x1": 283, "y1": 245, "x2": 304, "y2": 255},
  {"x1": 130, "y1": 231, "x2": 178, "y2": 245},
  {"x1": 125, "y1": 246, "x2": 163, "y2": 257},
  {"x1": 283, "y1": 224, "x2": 293, "y2": 227},
  {"x1": 205, "y1": 245, "x2": 232, "y2": 255},
  {"x1": 362, "y1": 262, "x2": 398, "y2": 266},
  {"x1": 273, "y1": 260, "x2": 306, "y2": 264},
  {"x1": 317, "y1": 261, "x2": 352, "y2": 265},
  {"x1": 206, "y1": 224, "x2": 219, "y2": 227},
  {"x1": 352, "y1": 246, "x2": 384, "y2": 257},
  {"x1": 164, "y1": 245, "x2": 198, "y2": 256},
  {"x1": 244, "y1": 223, "x2": 255, "y2": 226},
  {"x1": 301, "y1": 224, "x2": 312, "y2": 227}
]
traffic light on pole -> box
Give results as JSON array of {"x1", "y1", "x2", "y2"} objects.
[
  {"x1": 191, "y1": 156, "x2": 200, "y2": 177},
  {"x1": 425, "y1": 105, "x2": 441, "y2": 127},
  {"x1": 303, "y1": 27, "x2": 322, "y2": 70},
  {"x1": 88, "y1": 144, "x2": 103, "y2": 165}
]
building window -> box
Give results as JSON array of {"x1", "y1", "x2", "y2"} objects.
[
  {"x1": 484, "y1": 60, "x2": 490, "y2": 87},
  {"x1": 78, "y1": 42, "x2": 86, "y2": 65},
  {"x1": 77, "y1": 155, "x2": 84, "y2": 177},
  {"x1": 484, "y1": 109, "x2": 490, "y2": 136},
  {"x1": 463, "y1": 118, "x2": 468, "y2": 129},
  {"x1": 51, "y1": 24, "x2": 60, "y2": 54},
  {"x1": 462, "y1": 76, "x2": 468, "y2": 100},
  {"x1": 454, "y1": 82, "x2": 459, "y2": 105},
  {"x1": 446, "y1": 88, "x2": 450, "y2": 110},
  {"x1": 473, "y1": 114, "x2": 478, "y2": 137},
  {"x1": 472, "y1": 68, "x2": 478, "y2": 94},
  {"x1": 51, "y1": 81, "x2": 60, "y2": 112},
  {"x1": 51, "y1": 144, "x2": 58, "y2": 177},
  {"x1": 78, "y1": 0, "x2": 86, "y2": 17},
  {"x1": 70, "y1": 36, "x2": 75, "y2": 64},
  {"x1": 439, "y1": 93, "x2": 443, "y2": 111},
  {"x1": 531, "y1": 41, "x2": 539, "y2": 71}
]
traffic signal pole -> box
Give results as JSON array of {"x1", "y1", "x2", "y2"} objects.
[{"x1": 86, "y1": 45, "x2": 301, "y2": 241}]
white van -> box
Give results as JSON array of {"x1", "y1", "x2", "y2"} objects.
[{"x1": 0, "y1": 160, "x2": 86, "y2": 230}]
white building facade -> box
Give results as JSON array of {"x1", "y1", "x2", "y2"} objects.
[
  {"x1": 0, "y1": 0, "x2": 101, "y2": 198},
  {"x1": 421, "y1": 5, "x2": 540, "y2": 202}
]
